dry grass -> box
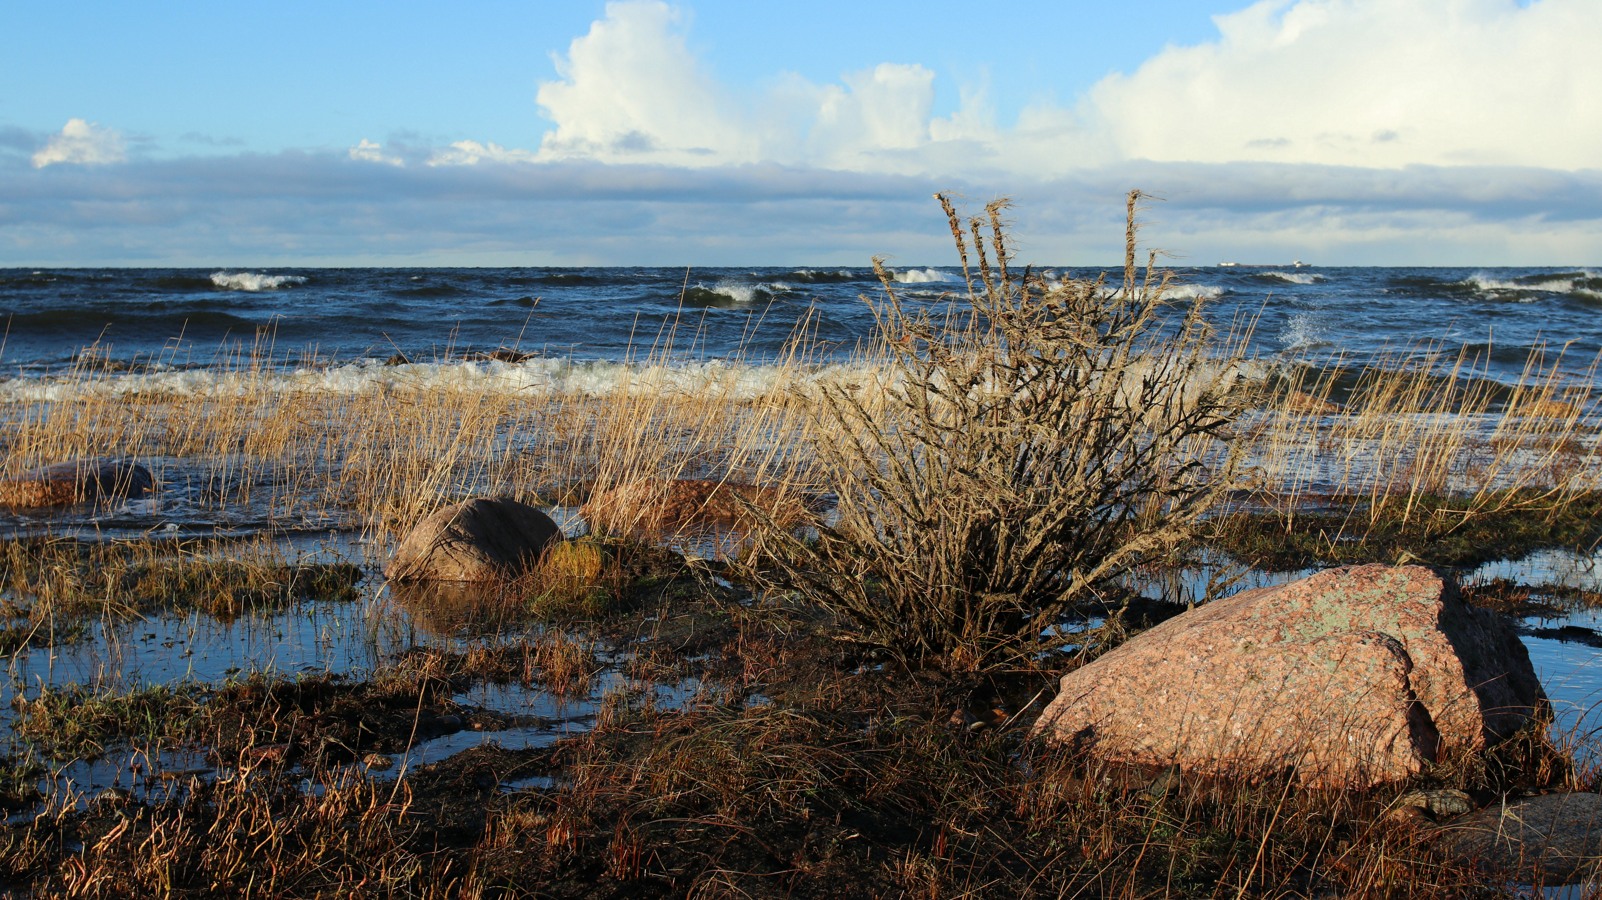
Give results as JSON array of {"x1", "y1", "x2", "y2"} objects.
[
  {"x1": 1230, "y1": 341, "x2": 1602, "y2": 565},
  {"x1": 0, "y1": 317, "x2": 836, "y2": 555},
  {"x1": 1253, "y1": 343, "x2": 1600, "y2": 519},
  {"x1": 744, "y1": 192, "x2": 1252, "y2": 672}
]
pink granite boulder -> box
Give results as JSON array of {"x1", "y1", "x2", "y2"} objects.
[
  {"x1": 385, "y1": 497, "x2": 563, "y2": 583},
  {"x1": 1031, "y1": 565, "x2": 1544, "y2": 789},
  {"x1": 0, "y1": 459, "x2": 154, "y2": 510}
]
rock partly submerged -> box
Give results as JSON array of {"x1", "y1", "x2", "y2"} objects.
[
  {"x1": 1435, "y1": 792, "x2": 1602, "y2": 887},
  {"x1": 0, "y1": 459, "x2": 154, "y2": 510},
  {"x1": 1032, "y1": 565, "x2": 1545, "y2": 789},
  {"x1": 385, "y1": 497, "x2": 563, "y2": 584}
]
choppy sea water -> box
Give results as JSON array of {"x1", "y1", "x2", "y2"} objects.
[{"x1": 1, "y1": 265, "x2": 1599, "y2": 392}]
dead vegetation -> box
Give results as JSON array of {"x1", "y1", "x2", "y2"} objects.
[{"x1": 743, "y1": 192, "x2": 1250, "y2": 673}]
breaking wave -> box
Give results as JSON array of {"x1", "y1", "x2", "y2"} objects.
[
  {"x1": 682, "y1": 280, "x2": 798, "y2": 308},
  {"x1": 1257, "y1": 271, "x2": 1324, "y2": 285},
  {"x1": 891, "y1": 268, "x2": 955, "y2": 284},
  {"x1": 210, "y1": 272, "x2": 308, "y2": 292},
  {"x1": 0, "y1": 357, "x2": 889, "y2": 404},
  {"x1": 783, "y1": 269, "x2": 867, "y2": 284},
  {"x1": 1164, "y1": 284, "x2": 1224, "y2": 301}
]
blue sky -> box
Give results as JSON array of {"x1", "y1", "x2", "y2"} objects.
[{"x1": 3, "y1": 0, "x2": 1598, "y2": 266}]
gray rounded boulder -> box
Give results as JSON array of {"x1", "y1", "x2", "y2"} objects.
[{"x1": 385, "y1": 497, "x2": 563, "y2": 583}]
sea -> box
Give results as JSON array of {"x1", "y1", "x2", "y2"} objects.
[{"x1": 1, "y1": 265, "x2": 1600, "y2": 396}]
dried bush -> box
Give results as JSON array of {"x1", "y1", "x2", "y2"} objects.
[{"x1": 750, "y1": 192, "x2": 1250, "y2": 672}]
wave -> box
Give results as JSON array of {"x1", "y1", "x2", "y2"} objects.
[
  {"x1": 487, "y1": 295, "x2": 538, "y2": 307},
  {"x1": 1164, "y1": 284, "x2": 1224, "y2": 301},
  {"x1": 531, "y1": 272, "x2": 617, "y2": 287},
  {"x1": 1461, "y1": 271, "x2": 1602, "y2": 301},
  {"x1": 1466, "y1": 274, "x2": 1555, "y2": 294},
  {"x1": 0, "y1": 356, "x2": 893, "y2": 404},
  {"x1": 782, "y1": 269, "x2": 868, "y2": 284},
  {"x1": 1255, "y1": 271, "x2": 1324, "y2": 285},
  {"x1": 154, "y1": 275, "x2": 225, "y2": 292},
  {"x1": 390, "y1": 284, "x2": 467, "y2": 298},
  {"x1": 681, "y1": 280, "x2": 797, "y2": 308},
  {"x1": 891, "y1": 268, "x2": 954, "y2": 285},
  {"x1": 0, "y1": 308, "x2": 261, "y2": 331},
  {"x1": 211, "y1": 272, "x2": 307, "y2": 292}
]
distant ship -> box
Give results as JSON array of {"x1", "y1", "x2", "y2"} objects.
[{"x1": 1217, "y1": 260, "x2": 1311, "y2": 268}]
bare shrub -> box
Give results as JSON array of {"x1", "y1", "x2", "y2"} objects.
[{"x1": 748, "y1": 192, "x2": 1250, "y2": 672}]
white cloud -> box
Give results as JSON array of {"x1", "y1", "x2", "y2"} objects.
[
  {"x1": 1088, "y1": 0, "x2": 1602, "y2": 170},
  {"x1": 349, "y1": 138, "x2": 404, "y2": 167},
  {"x1": 533, "y1": 0, "x2": 757, "y2": 166},
  {"x1": 445, "y1": 0, "x2": 1013, "y2": 173},
  {"x1": 32, "y1": 118, "x2": 126, "y2": 168},
  {"x1": 438, "y1": 0, "x2": 1596, "y2": 177},
  {"x1": 426, "y1": 140, "x2": 540, "y2": 166},
  {"x1": 812, "y1": 64, "x2": 935, "y2": 156}
]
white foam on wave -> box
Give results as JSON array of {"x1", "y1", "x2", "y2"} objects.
[
  {"x1": 0, "y1": 354, "x2": 1278, "y2": 437},
  {"x1": 0, "y1": 356, "x2": 890, "y2": 404},
  {"x1": 1260, "y1": 271, "x2": 1323, "y2": 285},
  {"x1": 892, "y1": 268, "x2": 954, "y2": 284},
  {"x1": 705, "y1": 280, "x2": 760, "y2": 304},
  {"x1": 1164, "y1": 284, "x2": 1224, "y2": 301},
  {"x1": 211, "y1": 271, "x2": 307, "y2": 292},
  {"x1": 1462, "y1": 273, "x2": 1582, "y2": 295}
]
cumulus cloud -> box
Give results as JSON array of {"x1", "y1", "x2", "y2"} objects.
[
  {"x1": 32, "y1": 118, "x2": 126, "y2": 168},
  {"x1": 448, "y1": 0, "x2": 1010, "y2": 173},
  {"x1": 533, "y1": 0, "x2": 757, "y2": 166},
  {"x1": 433, "y1": 0, "x2": 1597, "y2": 177},
  {"x1": 349, "y1": 139, "x2": 404, "y2": 167},
  {"x1": 1089, "y1": 0, "x2": 1602, "y2": 170}
]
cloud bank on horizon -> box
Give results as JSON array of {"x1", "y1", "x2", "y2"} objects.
[{"x1": 6, "y1": 0, "x2": 1600, "y2": 265}]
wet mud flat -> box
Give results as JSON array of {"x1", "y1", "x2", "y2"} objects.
[{"x1": 1, "y1": 517, "x2": 1602, "y2": 897}]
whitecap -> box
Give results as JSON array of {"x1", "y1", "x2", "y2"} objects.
[
  {"x1": 0, "y1": 357, "x2": 892, "y2": 404},
  {"x1": 1164, "y1": 284, "x2": 1224, "y2": 301},
  {"x1": 210, "y1": 271, "x2": 307, "y2": 292},
  {"x1": 1258, "y1": 271, "x2": 1324, "y2": 285},
  {"x1": 892, "y1": 268, "x2": 954, "y2": 284}
]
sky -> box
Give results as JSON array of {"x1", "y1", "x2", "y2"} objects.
[{"x1": 2, "y1": 0, "x2": 1598, "y2": 267}]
